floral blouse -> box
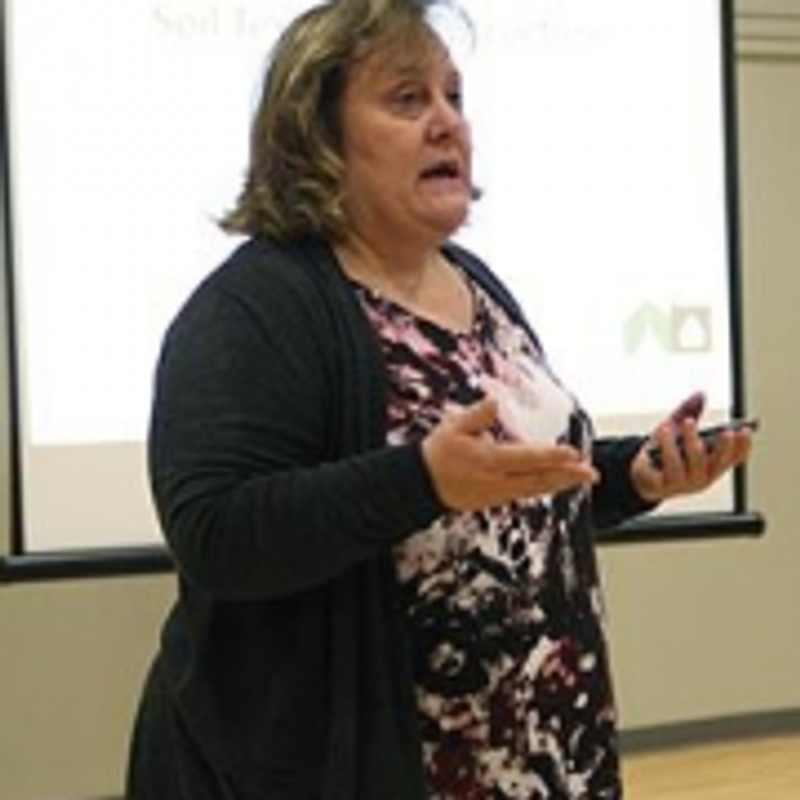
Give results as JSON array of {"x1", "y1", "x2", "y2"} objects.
[{"x1": 354, "y1": 271, "x2": 621, "y2": 799}]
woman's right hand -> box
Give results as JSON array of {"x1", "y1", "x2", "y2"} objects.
[{"x1": 421, "y1": 398, "x2": 598, "y2": 512}]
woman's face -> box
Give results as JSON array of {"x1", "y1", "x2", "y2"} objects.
[{"x1": 337, "y1": 40, "x2": 473, "y2": 250}]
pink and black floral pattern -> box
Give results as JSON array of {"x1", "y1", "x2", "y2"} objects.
[{"x1": 355, "y1": 275, "x2": 621, "y2": 799}]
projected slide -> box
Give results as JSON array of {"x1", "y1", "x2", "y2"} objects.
[{"x1": 4, "y1": 0, "x2": 740, "y2": 552}]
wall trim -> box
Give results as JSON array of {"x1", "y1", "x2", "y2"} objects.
[
  {"x1": 737, "y1": 10, "x2": 800, "y2": 60},
  {"x1": 620, "y1": 708, "x2": 800, "y2": 754}
]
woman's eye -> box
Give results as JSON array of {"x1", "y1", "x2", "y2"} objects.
[
  {"x1": 447, "y1": 88, "x2": 464, "y2": 112},
  {"x1": 390, "y1": 87, "x2": 426, "y2": 116},
  {"x1": 385, "y1": 82, "x2": 464, "y2": 118}
]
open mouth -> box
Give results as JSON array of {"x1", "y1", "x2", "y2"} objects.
[{"x1": 420, "y1": 159, "x2": 462, "y2": 181}]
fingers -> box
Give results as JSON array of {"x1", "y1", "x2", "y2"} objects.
[
  {"x1": 495, "y1": 460, "x2": 598, "y2": 501},
  {"x1": 422, "y1": 400, "x2": 598, "y2": 512},
  {"x1": 483, "y1": 438, "x2": 589, "y2": 475},
  {"x1": 445, "y1": 398, "x2": 589, "y2": 470},
  {"x1": 705, "y1": 424, "x2": 753, "y2": 472},
  {"x1": 663, "y1": 419, "x2": 706, "y2": 482},
  {"x1": 670, "y1": 417, "x2": 753, "y2": 475},
  {"x1": 635, "y1": 416, "x2": 754, "y2": 502}
]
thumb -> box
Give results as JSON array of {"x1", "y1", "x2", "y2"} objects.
[{"x1": 450, "y1": 397, "x2": 499, "y2": 436}]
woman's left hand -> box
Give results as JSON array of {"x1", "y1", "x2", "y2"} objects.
[{"x1": 631, "y1": 415, "x2": 754, "y2": 504}]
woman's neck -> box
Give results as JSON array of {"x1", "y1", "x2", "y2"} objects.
[
  {"x1": 334, "y1": 234, "x2": 441, "y2": 303},
  {"x1": 334, "y1": 235, "x2": 474, "y2": 333}
]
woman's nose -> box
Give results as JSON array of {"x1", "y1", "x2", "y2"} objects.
[{"x1": 427, "y1": 94, "x2": 465, "y2": 140}]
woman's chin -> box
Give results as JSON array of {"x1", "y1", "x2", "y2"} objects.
[{"x1": 424, "y1": 201, "x2": 471, "y2": 239}]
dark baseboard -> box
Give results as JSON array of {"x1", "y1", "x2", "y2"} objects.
[{"x1": 620, "y1": 707, "x2": 800, "y2": 754}]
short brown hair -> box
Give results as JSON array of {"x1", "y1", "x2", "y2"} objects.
[{"x1": 220, "y1": 0, "x2": 454, "y2": 242}]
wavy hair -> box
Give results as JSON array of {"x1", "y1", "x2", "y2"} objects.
[{"x1": 221, "y1": 0, "x2": 457, "y2": 242}]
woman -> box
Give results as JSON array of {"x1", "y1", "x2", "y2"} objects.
[{"x1": 126, "y1": 1, "x2": 752, "y2": 798}]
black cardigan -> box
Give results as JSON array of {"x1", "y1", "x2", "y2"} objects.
[{"x1": 146, "y1": 236, "x2": 649, "y2": 799}]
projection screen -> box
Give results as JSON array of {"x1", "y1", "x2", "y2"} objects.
[{"x1": 0, "y1": 0, "x2": 760, "y2": 575}]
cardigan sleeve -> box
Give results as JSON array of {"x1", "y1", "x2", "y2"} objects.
[
  {"x1": 591, "y1": 436, "x2": 658, "y2": 529},
  {"x1": 149, "y1": 258, "x2": 445, "y2": 601}
]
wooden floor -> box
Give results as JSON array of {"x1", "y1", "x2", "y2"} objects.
[{"x1": 623, "y1": 734, "x2": 800, "y2": 799}]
